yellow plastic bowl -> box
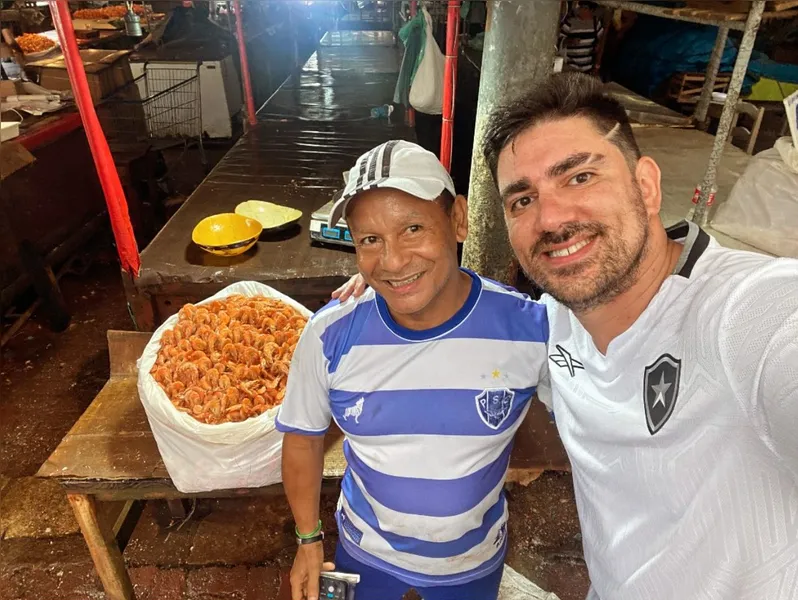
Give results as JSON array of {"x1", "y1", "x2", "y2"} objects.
[
  {"x1": 235, "y1": 200, "x2": 302, "y2": 231},
  {"x1": 191, "y1": 213, "x2": 263, "y2": 256}
]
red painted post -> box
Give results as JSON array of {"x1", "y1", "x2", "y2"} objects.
[
  {"x1": 407, "y1": 0, "x2": 418, "y2": 128},
  {"x1": 233, "y1": 0, "x2": 257, "y2": 127},
  {"x1": 440, "y1": 0, "x2": 461, "y2": 172},
  {"x1": 48, "y1": 0, "x2": 140, "y2": 276}
]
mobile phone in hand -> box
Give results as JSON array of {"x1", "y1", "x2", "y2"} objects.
[{"x1": 319, "y1": 571, "x2": 360, "y2": 600}]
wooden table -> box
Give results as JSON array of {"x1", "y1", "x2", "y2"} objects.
[
  {"x1": 37, "y1": 330, "x2": 569, "y2": 600},
  {"x1": 130, "y1": 31, "x2": 416, "y2": 330}
]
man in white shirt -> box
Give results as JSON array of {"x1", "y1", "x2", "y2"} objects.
[
  {"x1": 483, "y1": 72, "x2": 798, "y2": 600},
  {"x1": 339, "y1": 72, "x2": 798, "y2": 599}
]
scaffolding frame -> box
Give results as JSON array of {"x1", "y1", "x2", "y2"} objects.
[{"x1": 596, "y1": 0, "x2": 767, "y2": 225}]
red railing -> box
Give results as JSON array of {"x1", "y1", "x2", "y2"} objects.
[{"x1": 440, "y1": 0, "x2": 461, "y2": 172}]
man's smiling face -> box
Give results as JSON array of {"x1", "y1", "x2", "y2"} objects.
[
  {"x1": 496, "y1": 115, "x2": 653, "y2": 312},
  {"x1": 346, "y1": 187, "x2": 467, "y2": 325}
]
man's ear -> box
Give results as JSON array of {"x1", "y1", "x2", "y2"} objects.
[
  {"x1": 635, "y1": 156, "x2": 662, "y2": 218},
  {"x1": 452, "y1": 194, "x2": 468, "y2": 243}
]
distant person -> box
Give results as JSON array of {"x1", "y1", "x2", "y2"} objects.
[{"x1": 559, "y1": 1, "x2": 605, "y2": 73}]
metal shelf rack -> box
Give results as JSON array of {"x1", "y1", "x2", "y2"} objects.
[{"x1": 595, "y1": 0, "x2": 794, "y2": 224}]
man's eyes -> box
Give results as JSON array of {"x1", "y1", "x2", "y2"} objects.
[
  {"x1": 568, "y1": 172, "x2": 594, "y2": 186},
  {"x1": 510, "y1": 196, "x2": 533, "y2": 212}
]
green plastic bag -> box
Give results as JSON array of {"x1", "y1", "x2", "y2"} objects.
[
  {"x1": 394, "y1": 11, "x2": 427, "y2": 106},
  {"x1": 399, "y1": 11, "x2": 426, "y2": 83}
]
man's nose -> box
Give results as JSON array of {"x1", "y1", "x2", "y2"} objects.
[
  {"x1": 380, "y1": 240, "x2": 413, "y2": 273},
  {"x1": 536, "y1": 189, "x2": 579, "y2": 234}
]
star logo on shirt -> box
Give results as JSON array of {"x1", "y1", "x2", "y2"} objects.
[
  {"x1": 548, "y1": 345, "x2": 584, "y2": 377},
  {"x1": 491, "y1": 369, "x2": 501, "y2": 379},
  {"x1": 643, "y1": 354, "x2": 681, "y2": 435},
  {"x1": 650, "y1": 373, "x2": 672, "y2": 409}
]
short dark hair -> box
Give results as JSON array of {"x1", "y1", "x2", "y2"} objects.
[
  {"x1": 437, "y1": 188, "x2": 455, "y2": 214},
  {"x1": 482, "y1": 72, "x2": 641, "y2": 181}
]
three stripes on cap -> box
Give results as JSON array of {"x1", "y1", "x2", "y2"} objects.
[{"x1": 353, "y1": 141, "x2": 399, "y2": 196}]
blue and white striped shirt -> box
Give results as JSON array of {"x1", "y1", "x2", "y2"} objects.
[{"x1": 276, "y1": 270, "x2": 549, "y2": 586}]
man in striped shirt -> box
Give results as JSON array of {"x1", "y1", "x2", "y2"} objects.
[{"x1": 277, "y1": 141, "x2": 548, "y2": 600}]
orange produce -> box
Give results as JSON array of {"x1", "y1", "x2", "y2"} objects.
[
  {"x1": 16, "y1": 33, "x2": 56, "y2": 54},
  {"x1": 151, "y1": 295, "x2": 308, "y2": 425},
  {"x1": 73, "y1": 5, "x2": 146, "y2": 19}
]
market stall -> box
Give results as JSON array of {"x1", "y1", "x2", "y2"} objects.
[
  {"x1": 0, "y1": 3, "x2": 160, "y2": 338},
  {"x1": 37, "y1": 329, "x2": 569, "y2": 600},
  {"x1": 129, "y1": 30, "x2": 415, "y2": 329}
]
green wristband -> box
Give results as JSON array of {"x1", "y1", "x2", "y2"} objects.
[{"x1": 295, "y1": 520, "x2": 323, "y2": 539}]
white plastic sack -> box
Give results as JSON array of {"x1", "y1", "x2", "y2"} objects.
[
  {"x1": 137, "y1": 281, "x2": 313, "y2": 493},
  {"x1": 409, "y1": 7, "x2": 445, "y2": 115},
  {"x1": 775, "y1": 136, "x2": 798, "y2": 173},
  {"x1": 498, "y1": 565, "x2": 561, "y2": 600},
  {"x1": 711, "y1": 142, "x2": 798, "y2": 258}
]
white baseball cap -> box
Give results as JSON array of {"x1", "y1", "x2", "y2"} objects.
[{"x1": 327, "y1": 140, "x2": 456, "y2": 228}]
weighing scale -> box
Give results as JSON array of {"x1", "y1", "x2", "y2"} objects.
[{"x1": 309, "y1": 190, "x2": 354, "y2": 248}]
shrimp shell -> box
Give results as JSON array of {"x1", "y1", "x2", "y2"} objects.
[
  {"x1": 176, "y1": 362, "x2": 199, "y2": 386},
  {"x1": 155, "y1": 294, "x2": 303, "y2": 424},
  {"x1": 179, "y1": 304, "x2": 197, "y2": 321},
  {"x1": 186, "y1": 350, "x2": 207, "y2": 362},
  {"x1": 189, "y1": 336, "x2": 207, "y2": 352},
  {"x1": 185, "y1": 386, "x2": 206, "y2": 406},
  {"x1": 274, "y1": 313, "x2": 288, "y2": 329},
  {"x1": 152, "y1": 366, "x2": 172, "y2": 386}
]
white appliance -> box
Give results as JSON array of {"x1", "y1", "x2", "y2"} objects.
[
  {"x1": 0, "y1": 120, "x2": 20, "y2": 142},
  {"x1": 130, "y1": 56, "x2": 242, "y2": 139}
]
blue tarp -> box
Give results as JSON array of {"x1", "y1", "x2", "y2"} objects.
[{"x1": 611, "y1": 16, "x2": 798, "y2": 97}]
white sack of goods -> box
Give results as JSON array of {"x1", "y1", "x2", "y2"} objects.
[{"x1": 137, "y1": 281, "x2": 312, "y2": 493}]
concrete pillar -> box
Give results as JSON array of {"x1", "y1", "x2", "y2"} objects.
[{"x1": 461, "y1": 0, "x2": 560, "y2": 284}]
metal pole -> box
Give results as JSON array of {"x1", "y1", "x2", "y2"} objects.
[
  {"x1": 289, "y1": 4, "x2": 299, "y2": 69},
  {"x1": 461, "y1": 0, "x2": 560, "y2": 284},
  {"x1": 595, "y1": 0, "x2": 747, "y2": 31},
  {"x1": 233, "y1": 0, "x2": 257, "y2": 127},
  {"x1": 48, "y1": 0, "x2": 140, "y2": 277},
  {"x1": 407, "y1": 0, "x2": 418, "y2": 128},
  {"x1": 690, "y1": 0, "x2": 765, "y2": 226},
  {"x1": 440, "y1": 0, "x2": 461, "y2": 171},
  {"x1": 694, "y1": 24, "x2": 729, "y2": 128}
]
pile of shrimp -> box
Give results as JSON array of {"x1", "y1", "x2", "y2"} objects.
[{"x1": 151, "y1": 295, "x2": 307, "y2": 424}]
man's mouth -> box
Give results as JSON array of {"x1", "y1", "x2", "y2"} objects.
[
  {"x1": 384, "y1": 272, "x2": 424, "y2": 288},
  {"x1": 545, "y1": 237, "x2": 593, "y2": 258}
]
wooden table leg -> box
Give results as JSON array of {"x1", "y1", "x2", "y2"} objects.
[{"x1": 68, "y1": 493, "x2": 136, "y2": 600}]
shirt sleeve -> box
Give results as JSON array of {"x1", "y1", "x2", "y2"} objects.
[
  {"x1": 275, "y1": 321, "x2": 332, "y2": 436},
  {"x1": 537, "y1": 360, "x2": 553, "y2": 413},
  {"x1": 719, "y1": 258, "x2": 798, "y2": 474}
]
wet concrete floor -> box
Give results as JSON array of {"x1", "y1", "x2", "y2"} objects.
[{"x1": 0, "y1": 247, "x2": 590, "y2": 599}]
